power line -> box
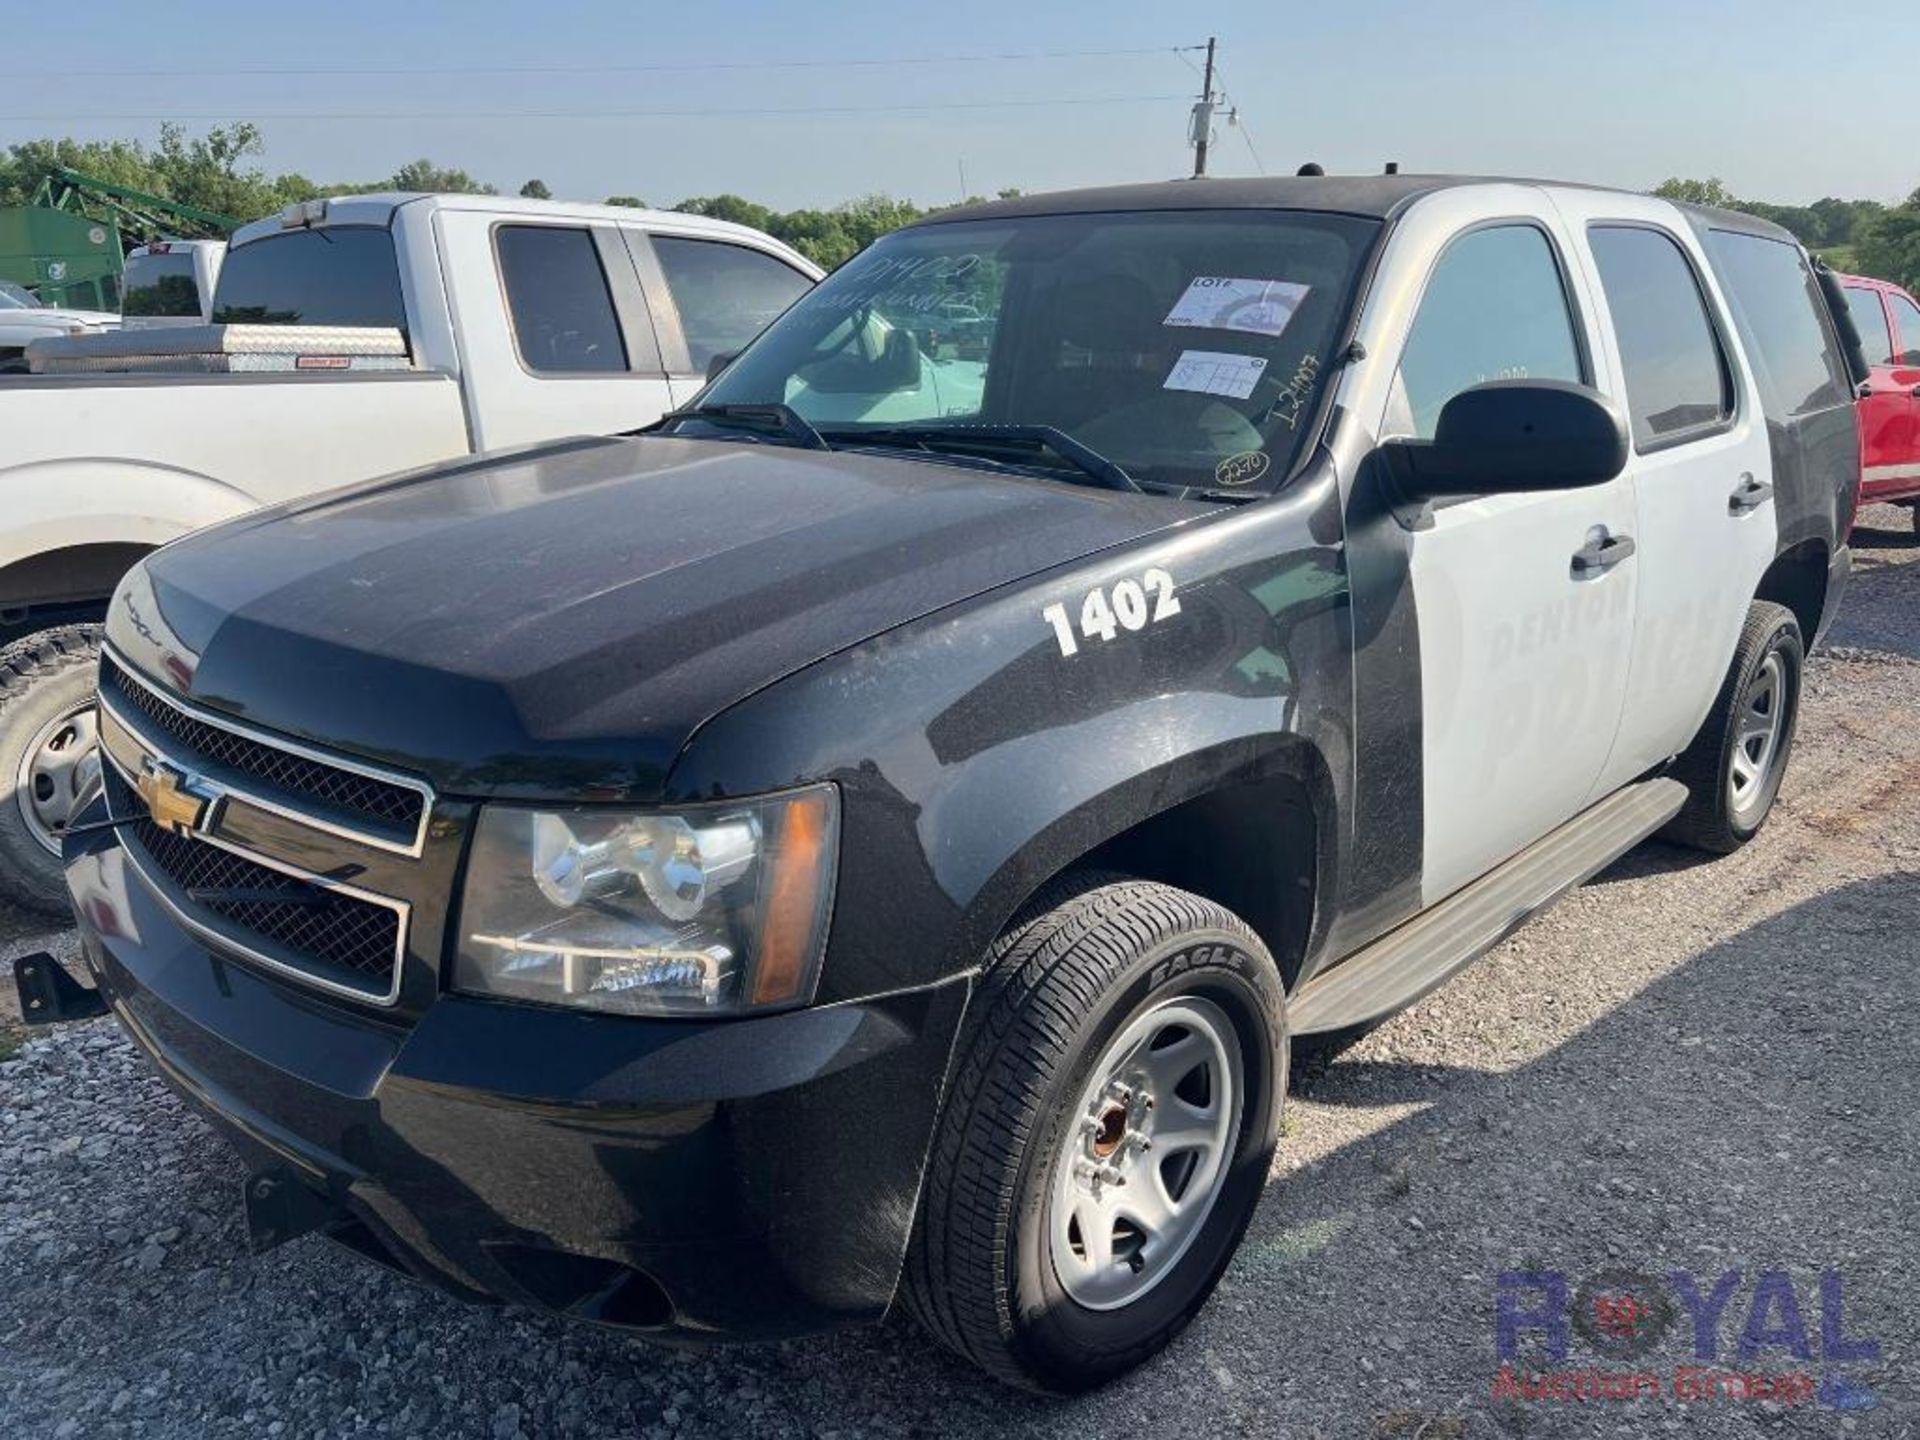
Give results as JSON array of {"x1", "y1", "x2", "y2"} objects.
[
  {"x1": 0, "y1": 44, "x2": 1205, "y2": 81},
  {"x1": 0, "y1": 94, "x2": 1191, "y2": 123},
  {"x1": 1208, "y1": 61, "x2": 1268, "y2": 175}
]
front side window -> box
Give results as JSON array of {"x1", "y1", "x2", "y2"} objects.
[
  {"x1": 496, "y1": 225, "x2": 627, "y2": 374},
  {"x1": 1845, "y1": 286, "x2": 1895, "y2": 366},
  {"x1": 1393, "y1": 224, "x2": 1585, "y2": 440},
  {"x1": 652, "y1": 236, "x2": 813, "y2": 373},
  {"x1": 699, "y1": 209, "x2": 1378, "y2": 495},
  {"x1": 1588, "y1": 226, "x2": 1731, "y2": 449},
  {"x1": 1702, "y1": 229, "x2": 1847, "y2": 418},
  {"x1": 212, "y1": 228, "x2": 406, "y2": 332},
  {"x1": 1888, "y1": 292, "x2": 1920, "y2": 366}
]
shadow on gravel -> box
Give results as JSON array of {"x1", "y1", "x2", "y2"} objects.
[
  {"x1": 1216, "y1": 869, "x2": 1920, "y2": 1436},
  {"x1": 5, "y1": 877, "x2": 1917, "y2": 1438}
]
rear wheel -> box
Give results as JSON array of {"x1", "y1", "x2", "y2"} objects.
[
  {"x1": 903, "y1": 877, "x2": 1285, "y2": 1393},
  {"x1": 1663, "y1": 601, "x2": 1802, "y2": 853},
  {"x1": 0, "y1": 625, "x2": 103, "y2": 912}
]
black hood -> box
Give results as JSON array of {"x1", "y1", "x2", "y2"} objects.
[{"x1": 111, "y1": 435, "x2": 1202, "y2": 800}]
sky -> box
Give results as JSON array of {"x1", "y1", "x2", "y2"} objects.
[{"x1": 4, "y1": 0, "x2": 1914, "y2": 211}]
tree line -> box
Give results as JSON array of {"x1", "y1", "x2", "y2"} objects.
[
  {"x1": 4, "y1": 125, "x2": 1916, "y2": 284},
  {"x1": 1652, "y1": 177, "x2": 1920, "y2": 291},
  {"x1": 0, "y1": 123, "x2": 1007, "y2": 270}
]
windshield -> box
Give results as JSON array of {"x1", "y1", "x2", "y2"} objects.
[
  {"x1": 0, "y1": 281, "x2": 43, "y2": 309},
  {"x1": 212, "y1": 226, "x2": 406, "y2": 333},
  {"x1": 699, "y1": 209, "x2": 1378, "y2": 494}
]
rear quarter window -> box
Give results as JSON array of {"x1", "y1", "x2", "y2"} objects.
[{"x1": 1702, "y1": 229, "x2": 1848, "y2": 419}]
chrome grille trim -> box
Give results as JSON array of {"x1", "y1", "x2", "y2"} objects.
[
  {"x1": 102, "y1": 729, "x2": 412, "y2": 1007},
  {"x1": 99, "y1": 645, "x2": 435, "y2": 857}
]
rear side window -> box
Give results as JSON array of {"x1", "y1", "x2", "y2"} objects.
[
  {"x1": 495, "y1": 225, "x2": 627, "y2": 374},
  {"x1": 1588, "y1": 226, "x2": 1731, "y2": 449},
  {"x1": 1395, "y1": 224, "x2": 1585, "y2": 439},
  {"x1": 1888, "y1": 292, "x2": 1920, "y2": 366},
  {"x1": 1702, "y1": 230, "x2": 1847, "y2": 418},
  {"x1": 652, "y1": 236, "x2": 813, "y2": 372},
  {"x1": 1844, "y1": 287, "x2": 1894, "y2": 366},
  {"x1": 212, "y1": 228, "x2": 406, "y2": 332},
  {"x1": 122, "y1": 252, "x2": 201, "y2": 318}
]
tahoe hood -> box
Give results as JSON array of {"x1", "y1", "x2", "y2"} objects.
[{"x1": 111, "y1": 435, "x2": 1203, "y2": 799}]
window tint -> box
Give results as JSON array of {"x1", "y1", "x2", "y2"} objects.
[
  {"x1": 652, "y1": 237, "x2": 812, "y2": 372},
  {"x1": 212, "y1": 228, "x2": 406, "y2": 332},
  {"x1": 1588, "y1": 226, "x2": 1731, "y2": 448},
  {"x1": 1843, "y1": 286, "x2": 1894, "y2": 366},
  {"x1": 1702, "y1": 230, "x2": 1847, "y2": 418},
  {"x1": 1888, "y1": 292, "x2": 1920, "y2": 366},
  {"x1": 495, "y1": 225, "x2": 627, "y2": 374},
  {"x1": 122, "y1": 252, "x2": 201, "y2": 318},
  {"x1": 1395, "y1": 225, "x2": 1584, "y2": 439}
]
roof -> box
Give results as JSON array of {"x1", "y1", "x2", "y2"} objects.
[
  {"x1": 911, "y1": 174, "x2": 1802, "y2": 248},
  {"x1": 228, "y1": 193, "x2": 821, "y2": 273}
]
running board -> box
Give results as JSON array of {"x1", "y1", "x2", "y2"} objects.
[{"x1": 1289, "y1": 777, "x2": 1688, "y2": 1035}]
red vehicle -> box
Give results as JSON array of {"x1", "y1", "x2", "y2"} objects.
[{"x1": 1839, "y1": 273, "x2": 1920, "y2": 527}]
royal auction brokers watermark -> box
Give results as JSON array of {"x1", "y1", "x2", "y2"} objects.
[{"x1": 1492, "y1": 1267, "x2": 1880, "y2": 1410}]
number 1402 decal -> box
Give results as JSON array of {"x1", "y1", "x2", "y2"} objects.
[{"x1": 1042, "y1": 568, "x2": 1181, "y2": 658}]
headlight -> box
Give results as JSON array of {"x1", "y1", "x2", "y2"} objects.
[{"x1": 454, "y1": 786, "x2": 837, "y2": 1017}]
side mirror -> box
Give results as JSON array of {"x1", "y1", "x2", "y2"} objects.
[{"x1": 1381, "y1": 380, "x2": 1629, "y2": 499}]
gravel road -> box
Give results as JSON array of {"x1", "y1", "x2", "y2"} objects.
[{"x1": 3, "y1": 507, "x2": 1917, "y2": 1439}]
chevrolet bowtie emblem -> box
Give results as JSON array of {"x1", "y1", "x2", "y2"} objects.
[{"x1": 135, "y1": 762, "x2": 212, "y2": 838}]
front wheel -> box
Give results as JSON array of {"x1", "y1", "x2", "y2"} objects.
[
  {"x1": 1663, "y1": 600, "x2": 1802, "y2": 853},
  {"x1": 903, "y1": 878, "x2": 1285, "y2": 1393}
]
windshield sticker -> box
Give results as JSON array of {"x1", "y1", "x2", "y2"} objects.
[
  {"x1": 1164, "y1": 350, "x2": 1268, "y2": 401},
  {"x1": 1214, "y1": 450, "x2": 1271, "y2": 487},
  {"x1": 1163, "y1": 277, "x2": 1310, "y2": 338}
]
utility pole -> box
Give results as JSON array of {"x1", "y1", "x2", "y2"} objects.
[{"x1": 1190, "y1": 37, "x2": 1217, "y2": 178}]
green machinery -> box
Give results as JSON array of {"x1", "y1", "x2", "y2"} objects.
[{"x1": 0, "y1": 168, "x2": 240, "y2": 312}]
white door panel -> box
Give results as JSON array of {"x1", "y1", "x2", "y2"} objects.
[
  {"x1": 1545, "y1": 191, "x2": 1779, "y2": 790},
  {"x1": 437, "y1": 211, "x2": 675, "y2": 452},
  {"x1": 1412, "y1": 489, "x2": 1637, "y2": 903}
]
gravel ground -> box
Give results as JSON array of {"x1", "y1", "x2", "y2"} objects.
[{"x1": 3, "y1": 505, "x2": 1917, "y2": 1439}]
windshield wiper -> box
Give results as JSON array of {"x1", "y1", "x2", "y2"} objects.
[
  {"x1": 818, "y1": 423, "x2": 1143, "y2": 494},
  {"x1": 655, "y1": 402, "x2": 832, "y2": 452}
]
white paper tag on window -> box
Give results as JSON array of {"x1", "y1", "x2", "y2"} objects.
[
  {"x1": 1164, "y1": 350, "x2": 1268, "y2": 400},
  {"x1": 1163, "y1": 277, "x2": 1310, "y2": 338}
]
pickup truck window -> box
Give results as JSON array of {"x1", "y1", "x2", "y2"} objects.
[
  {"x1": 495, "y1": 225, "x2": 628, "y2": 374},
  {"x1": 211, "y1": 227, "x2": 406, "y2": 333},
  {"x1": 1393, "y1": 224, "x2": 1584, "y2": 440},
  {"x1": 122, "y1": 253, "x2": 200, "y2": 318},
  {"x1": 1588, "y1": 225, "x2": 1732, "y2": 449},
  {"x1": 1702, "y1": 230, "x2": 1848, "y2": 419},
  {"x1": 653, "y1": 236, "x2": 814, "y2": 373},
  {"x1": 701, "y1": 209, "x2": 1377, "y2": 494},
  {"x1": 1844, "y1": 286, "x2": 1895, "y2": 365},
  {"x1": 1888, "y1": 291, "x2": 1920, "y2": 366}
]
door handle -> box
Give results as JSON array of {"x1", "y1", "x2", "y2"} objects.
[
  {"x1": 1571, "y1": 533, "x2": 1636, "y2": 575},
  {"x1": 1728, "y1": 473, "x2": 1773, "y2": 514}
]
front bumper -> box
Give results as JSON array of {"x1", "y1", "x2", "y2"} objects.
[{"x1": 63, "y1": 823, "x2": 969, "y2": 1341}]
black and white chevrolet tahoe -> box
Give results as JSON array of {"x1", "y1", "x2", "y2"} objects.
[{"x1": 27, "y1": 176, "x2": 1865, "y2": 1392}]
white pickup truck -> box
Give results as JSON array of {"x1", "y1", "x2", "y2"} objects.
[{"x1": 0, "y1": 192, "x2": 821, "y2": 908}]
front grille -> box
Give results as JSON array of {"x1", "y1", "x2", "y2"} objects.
[
  {"x1": 127, "y1": 819, "x2": 400, "y2": 997},
  {"x1": 101, "y1": 655, "x2": 424, "y2": 841}
]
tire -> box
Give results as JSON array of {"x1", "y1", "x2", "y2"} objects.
[
  {"x1": 0, "y1": 624, "x2": 104, "y2": 912},
  {"x1": 903, "y1": 876, "x2": 1286, "y2": 1393},
  {"x1": 1662, "y1": 601, "x2": 1802, "y2": 854}
]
